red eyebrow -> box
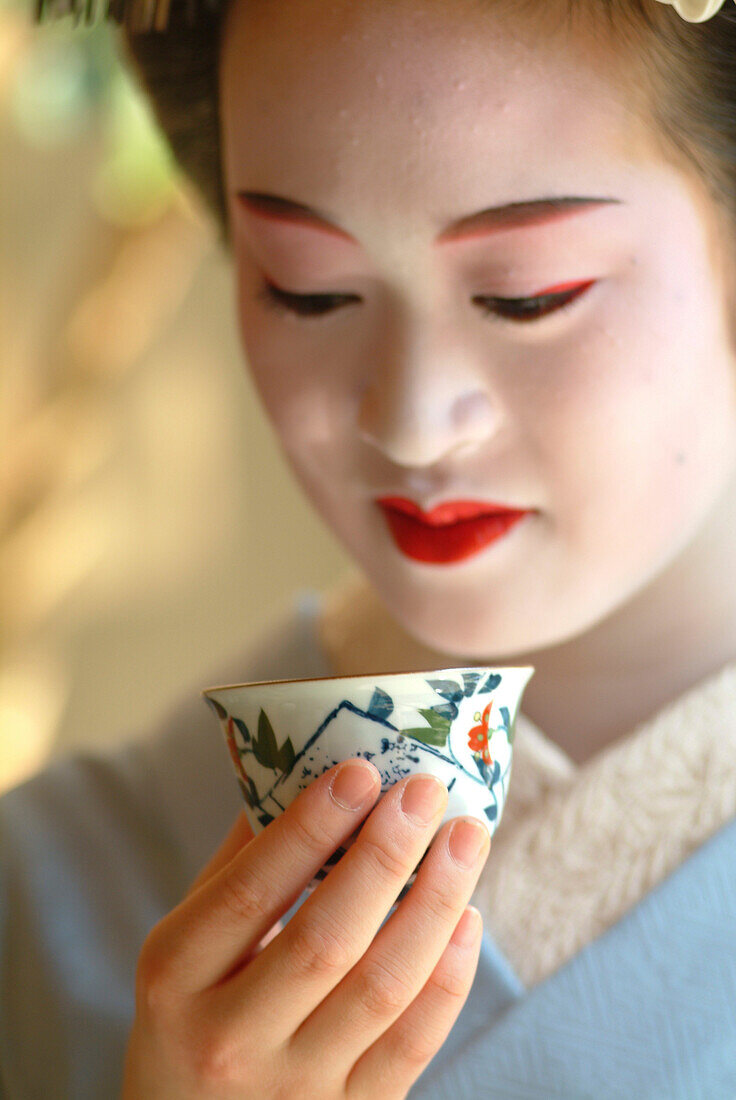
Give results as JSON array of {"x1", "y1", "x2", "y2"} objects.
[{"x1": 236, "y1": 192, "x2": 621, "y2": 245}]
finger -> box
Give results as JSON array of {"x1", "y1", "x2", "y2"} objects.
[
  {"x1": 347, "y1": 906, "x2": 484, "y2": 1099},
  {"x1": 140, "y1": 758, "x2": 381, "y2": 996},
  {"x1": 188, "y1": 814, "x2": 284, "y2": 962},
  {"x1": 290, "y1": 816, "x2": 490, "y2": 1073},
  {"x1": 186, "y1": 812, "x2": 255, "y2": 896},
  {"x1": 217, "y1": 772, "x2": 449, "y2": 1046}
]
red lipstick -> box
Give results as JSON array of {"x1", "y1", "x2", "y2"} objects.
[{"x1": 376, "y1": 496, "x2": 533, "y2": 564}]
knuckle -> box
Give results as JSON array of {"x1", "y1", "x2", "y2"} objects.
[
  {"x1": 359, "y1": 833, "x2": 412, "y2": 884},
  {"x1": 354, "y1": 957, "x2": 414, "y2": 1018},
  {"x1": 287, "y1": 916, "x2": 353, "y2": 978},
  {"x1": 284, "y1": 804, "x2": 335, "y2": 859},
  {"x1": 429, "y1": 955, "x2": 472, "y2": 1002},
  {"x1": 417, "y1": 875, "x2": 462, "y2": 925},
  {"x1": 392, "y1": 1022, "x2": 439, "y2": 1067},
  {"x1": 184, "y1": 1004, "x2": 261, "y2": 1089},
  {"x1": 189, "y1": 1035, "x2": 247, "y2": 1090},
  {"x1": 135, "y1": 931, "x2": 177, "y2": 1017},
  {"x1": 219, "y1": 867, "x2": 271, "y2": 924}
]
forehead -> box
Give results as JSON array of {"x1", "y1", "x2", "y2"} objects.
[{"x1": 219, "y1": 0, "x2": 656, "y2": 230}]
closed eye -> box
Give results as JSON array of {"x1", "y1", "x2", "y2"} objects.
[
  {"x1": 256, "y1": 281, "x2": 360, "y2": 317},
  {"x1": 473, "y1": 279, "x2": 595, "y2": 323},
  {"x1": 256, "y1": 278, "x2": 595, "y2": 322}
]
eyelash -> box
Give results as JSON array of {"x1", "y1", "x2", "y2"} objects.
[{"x1": 255, "y1": 279, "x2": 594, "y2": 324}]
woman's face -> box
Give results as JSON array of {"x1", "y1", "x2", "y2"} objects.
[{"x1": 219, "y1": 0, "x2": 736, "y2": 659}]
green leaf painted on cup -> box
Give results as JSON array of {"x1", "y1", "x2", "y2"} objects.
[
  {"x1": 420, "y1": 706, "x2": 453, "y2": 731},
  {"x1": 279, "y1": 736, "x2": 296, "y2": 775},
  {"x1": 401, "y1": 706, "x2": 451, "y2": 748},
  {"x1": 238, "y1": 774, "x2": 259, "y2": 809},
  {"x1": 432, "y1": 701, "x2": 458, "y2": 722},
  {"x1": 253, "y1": 708, "x2": 296, "y2": 777},
  {"x1": 254, "y1": 708, "x2": 280, "y2": 770}
]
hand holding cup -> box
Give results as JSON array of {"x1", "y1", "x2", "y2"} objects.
[{"x1": 122, "y1": 759, "x2": 489, "y2": 1098}]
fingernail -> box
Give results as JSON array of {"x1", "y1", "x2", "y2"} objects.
[
  {"x1": 330, "y1": 761, "x2": 379, "y2": 811},
  {"x1": 401, "y1": 775, "x2": 446, "y2": 824},
  {"x1": 451, "y1": 906, "x2": 482, "y2": 949},
  {"x1": 449, "y1": 819, "x2": 490, "y2": 869}
]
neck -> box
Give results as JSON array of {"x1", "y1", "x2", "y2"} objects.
[{"x1": 518, "y1": 478, "x2": 736, "y2": 762}]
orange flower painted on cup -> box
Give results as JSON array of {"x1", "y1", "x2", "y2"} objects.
[{"x1": 468, "y1": 701, "x2": 494, "y2": 765}]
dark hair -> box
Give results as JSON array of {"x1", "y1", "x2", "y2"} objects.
[
  {"x1": 115, "y1": 0, "x2": 736, "y2": 263},
  {"x1": 117, "y1": 8, "x2": 228, "y2": 241}
]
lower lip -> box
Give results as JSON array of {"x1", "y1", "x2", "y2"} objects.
[{"x1": 377, "y1": 504, "x2": 532, "y2": 564}]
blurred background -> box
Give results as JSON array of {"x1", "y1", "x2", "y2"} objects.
[{"x1": 0, "y1": 0, "x2": 352, "y2": 793}]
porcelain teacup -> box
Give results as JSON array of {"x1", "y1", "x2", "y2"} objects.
[{"x1": 202, "y1": 665, "x2": 534, "y2": 895}]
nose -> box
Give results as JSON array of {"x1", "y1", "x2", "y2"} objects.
[{"x1": 356, "y1": 326, "x2": 500, "y2": 468}]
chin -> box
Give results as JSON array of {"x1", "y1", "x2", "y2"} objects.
[
  {"x1": 409, "y1": 613, "x2": 533, "y2": 663},
  {"x1": 375, "y1": 563, "x2": 622, "y2": 664},
  {"x1": 369, "y1": 578, "x2": 533, "y2": 662}
]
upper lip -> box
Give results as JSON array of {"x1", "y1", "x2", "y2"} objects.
[{"x1": 376, "y1": 495, "x2": 532, "y2": 526}]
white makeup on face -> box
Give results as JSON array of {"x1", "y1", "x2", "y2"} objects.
[{"x1": 219, "y1": 0, "x2": 736, "y2": 758}]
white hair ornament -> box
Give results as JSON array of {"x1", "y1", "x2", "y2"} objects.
[{"x1": 654, "y1": 0, "x2": 731, "y2": 19}]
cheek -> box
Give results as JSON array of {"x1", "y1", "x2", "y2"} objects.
[
  {"x1": 521, "y1": 286, "x2": 736, "y2": 565},
  {"x1": 235, "y1": 274, "x2": 345, "y2": 452}
]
